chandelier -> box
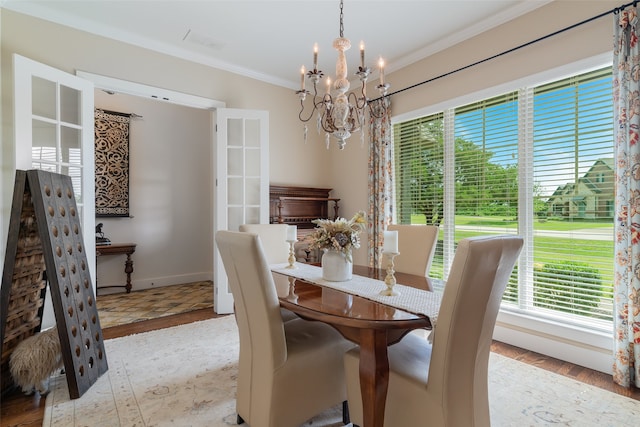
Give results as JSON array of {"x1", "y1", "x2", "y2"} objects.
[{"x1": 296, "y1": 0, "x2": 390, "y2": 150}]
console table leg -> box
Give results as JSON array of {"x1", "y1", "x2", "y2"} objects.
[{"x1": 124, "y1": 254, "x2": 134, "y2": 293}]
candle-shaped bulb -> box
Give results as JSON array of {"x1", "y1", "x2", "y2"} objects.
[
  {"x1": 383, "y1": 230, "x2": 398, "y2": 253},
  {"x1": 378, "y1": 57, "x2": 385, "y2": 85},
  {"x1": 360, "y1": 41, "x2": 365, "y2": 69},
  {"x1": 326, "y1": 77, "x2": 331, "y2": 95},
  {"x1": 313, "y1": 43, "x2": 318, "y2": 70},
  {"x1": 287, "y1": 225, "x2": 297, "y2": 242},
  {"x1": 300, "y1": 65, "x2": 305, "y2": 91}
]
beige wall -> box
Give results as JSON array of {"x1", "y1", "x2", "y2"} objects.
[
  {"x1": 0, "y1": 0, "x2": 623, "y2": 371},
  {"x1": 331, "y1": 0, "x2": 619, "y2": 267},
  {"x1": 0, "y1": 9, "x2": 331, "y2": 290},
  {"x1": 93, "y1": 92, "x2": 213, "y2": 290},
  {"x1": 0, "y1": 2, "x2": 620, "y2": 270}
]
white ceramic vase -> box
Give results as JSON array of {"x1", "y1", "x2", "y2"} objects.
[{"x1": 322, "y1": 249, "x2": 353, "y2": 281}]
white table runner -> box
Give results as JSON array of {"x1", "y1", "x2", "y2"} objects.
[{"x1": 271, "y1": 262, "x2": 444, "y2": 326}]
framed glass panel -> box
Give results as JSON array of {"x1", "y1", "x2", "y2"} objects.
[
  {"x1": 227, "y1": 147, "x2": 243, "y2": 176},
  {"x1": 245, "y1": 207, "x2": 260, "y2": 224},
  {"x1": 245, "y1": 119, "x2": 260, "y2": 147},
  {"x1": 61, "y1": 126, "x2": 82, "y2": 165},
  {"x1": 227, "y1": 118, "x2": 244, "y2": 147},
  {"x1": 227, "y1": 207, "x2": 244, "y2": 231},
  {"x1": 245, "y1": 177, "x2": 260, "y2": 205},
  {"x1": 228, "y1": 177, "x2": 244, "y2": 205},
  {"x1": 246, "y1": 149, "x2": 260, "y2": 176},
  {"x1": 60, "y1": 84, "x2": 81, "y2": 125},
  {"x1": 32, "y1": 119, "x2": 57, "y2": 162},
  {"x1": 31, "y1": 76, "x2": 56, "y2": 119}
]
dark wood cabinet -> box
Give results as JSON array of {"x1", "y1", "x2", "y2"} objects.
[
  {"x1": 269, "y1": 185, "x2": 340, "y2": 262},
  {"x1": 269, "y1": 185, "x2": 340, "y2": 230}
]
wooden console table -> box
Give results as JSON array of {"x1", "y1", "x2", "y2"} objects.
[{"x1": 96, "y1": 243, "x2": 136, "y2": 293}]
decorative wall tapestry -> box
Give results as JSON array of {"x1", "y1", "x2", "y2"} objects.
[{"x1": 95, "y1": 109, "x2": 131, "y2": 217}]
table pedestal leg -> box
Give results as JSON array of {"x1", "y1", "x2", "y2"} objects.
[{"x1": 358, "y1": 329, "x2": 389, "y2": 427}]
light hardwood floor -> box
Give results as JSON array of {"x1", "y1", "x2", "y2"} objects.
[{"x1": 1, "y1": 308, "x2": 639, "y2": 427}]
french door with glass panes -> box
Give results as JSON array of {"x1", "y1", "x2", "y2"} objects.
[
  {"x1": 213, "y1": 108, "x2": 269, "y2": 314},
  {"x1": 12, "y1": 54, "x2": 96, "y2": 289}
]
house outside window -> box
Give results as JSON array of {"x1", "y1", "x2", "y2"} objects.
[{"x1": 393, "y1": 66, "x2": 614, "y2": 329}]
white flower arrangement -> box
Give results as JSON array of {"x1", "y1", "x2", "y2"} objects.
[{"x1": 307, "y1": 211, "x2": 367, "y2": 261}]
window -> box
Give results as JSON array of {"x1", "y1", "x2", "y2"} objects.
[{"x1": 394, "y1": 66, "x2": 614, "y2": 328}]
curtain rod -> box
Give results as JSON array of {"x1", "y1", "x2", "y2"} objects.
[{"x1": 373, "y1": 0, "x2": 636, "y2": 102}]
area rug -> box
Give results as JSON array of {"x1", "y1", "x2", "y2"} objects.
[{"x1": 44, "y1": 316, "x2": 640, "y2": 426}]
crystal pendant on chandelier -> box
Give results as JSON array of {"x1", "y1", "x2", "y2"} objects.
[{"x1": 295, "y1": 0, "x2": 390, "y2": 150}]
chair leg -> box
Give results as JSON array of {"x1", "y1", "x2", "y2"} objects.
[
  {"x1": 342, "y1": 400, "x2": 350, "y2": 425},
  {"x1": 237, "y1": 414, "x2": 245, "y2": 424}
]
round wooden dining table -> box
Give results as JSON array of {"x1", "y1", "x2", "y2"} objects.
[{"x1": 272, "y1": 265, "x2": 438, "y2": 427}]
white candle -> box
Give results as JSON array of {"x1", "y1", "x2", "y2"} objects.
[
  {"x1": 313, "y1": 43, "x2": 318, "y2": 70},
  {"x1": 360, "y1": 41, "x2": 365, "y2": 69},
  {"x1": 287, "y1": 225, "x2": 297, "y2": 242},
  {"x1": 326, "y1": 77, "x2": 331, "y2": 95},
  {"x1": 300, "y1": 65, "x2": 305, "y2": 90},
  {"x1": 378, "y1": 57, "x2": 385, "y2": 85},
  {"x1": 383, "y1": 230, "x2": 398, "y2": 253}
]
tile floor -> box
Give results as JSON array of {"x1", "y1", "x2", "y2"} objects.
[{"x1": 96, "y1": 281, "x2": 213, "y2": 328}]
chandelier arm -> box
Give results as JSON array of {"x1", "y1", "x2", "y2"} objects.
[
  {"x1": 316, "y1": 93, "x2": 332, "y2": 112},
  {"x1": 319, "y1": 108, "x2": 336, "y2": 134},
  {"x1": 298, "y1": 95, "x2": 319, "y2": 123},
  {"x1": 348, "y1": 105, "x2": 364, "y2": 132},
  {"x1": 346, "y1": 91, "x2": 367, "y2": 111},
  {"x1": 298, "y1": 79, "x2": 329, "y2": 123}
]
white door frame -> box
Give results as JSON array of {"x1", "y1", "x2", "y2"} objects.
[{"x1": 75, "y1": 71, "x2": 230, "y2": 310}]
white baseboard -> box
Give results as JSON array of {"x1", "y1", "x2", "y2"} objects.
[{"x1": 97, "y1": 272, "x2": 213, "y2": 294}]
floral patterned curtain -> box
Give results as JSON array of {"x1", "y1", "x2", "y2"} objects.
[
  {"x1": 613, "y1": 6, "x2": 640, "y2": 388},
  {"x1": 367, "y1": 98, "x2": 393, "y2": 269}
]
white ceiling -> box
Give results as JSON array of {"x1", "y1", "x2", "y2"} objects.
[{"x1": 1, "y1": 0, "x2": 551, "y2": 89}]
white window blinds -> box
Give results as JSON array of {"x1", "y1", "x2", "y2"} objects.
[
  {"x1": 530, "y1": 67, "x2": 614, "y2": 323},
  {"x1": 393, "y1": 66, "x2": 614, "y2": 326}
]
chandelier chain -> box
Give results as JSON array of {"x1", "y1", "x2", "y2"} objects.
[{"x1": 339, "y1": 0, "x2": 344, "y2": 38}]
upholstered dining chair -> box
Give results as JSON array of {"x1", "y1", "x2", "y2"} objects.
[
  {"x1": 385, "y1": 224, "x2": 439, "y2": 277},
  {"x1": 344, "y1": 234, "x2": 524, "y2": 427},
  {"x1": 239, "y1": 223, "x2": 291, "y2": 264},
  {"x1": 215, "y1": 230, "x2": 354, "y2": 427},
  {"x1": 239, "y1": 223, "x2": 298, "y2": 322}
]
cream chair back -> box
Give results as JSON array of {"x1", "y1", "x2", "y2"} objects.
[
  {"x1": 428, "y1": 234, "x2": 523, "y2": 426},
  {"x1": 215, "y1": 231, "x2": 288, "y2": 419},
  {"x1": 216, "y1": 230, "x2": 352, "y2": 427},
  {"x1": 239, "y1": 223, "x2": 298, "y2": 322},
  {"x1": 239, "y1": 223, "x2": 290, "y2": 264},
  {"x1": 344, "y1": 234, "x2": 523, "y2": 427},
  {"x1": 386, "y1": 224, "x2": 439, "y2": 276}
]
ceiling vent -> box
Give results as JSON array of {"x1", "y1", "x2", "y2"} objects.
[{"x1": 182, "y1": 29, "x2": 224, "y2": 50}]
